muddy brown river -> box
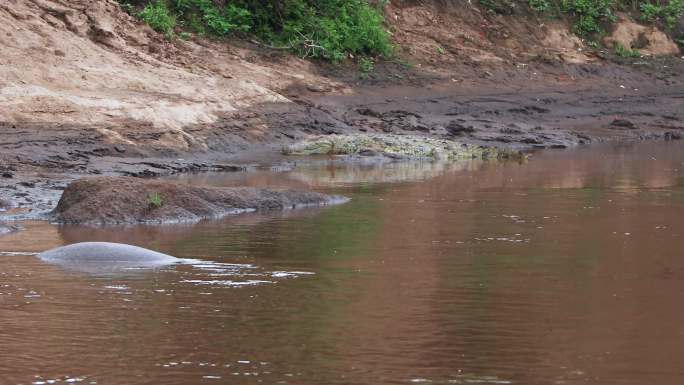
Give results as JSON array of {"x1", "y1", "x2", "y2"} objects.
[{"x1": 2, "y1": 142, "x2": 684, "y2": 385}]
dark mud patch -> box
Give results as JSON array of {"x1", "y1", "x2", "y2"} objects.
[
  {"x1": 225, "y1": 81, "x2": 684, "y2": 155},
  {"x1": 52, "y1": 177, "x2": 347, "y2": 225}
]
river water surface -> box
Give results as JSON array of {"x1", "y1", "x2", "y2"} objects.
[{"x1": 2, "y1": 142, "x2": 684, "y2": 385}]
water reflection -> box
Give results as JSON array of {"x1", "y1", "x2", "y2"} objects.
[{"x1": 1, "y1": 142, "x2": 684, "y2": 385}]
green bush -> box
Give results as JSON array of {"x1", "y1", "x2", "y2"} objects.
[
  {"x1": 127, "y1": 0, "x2": 681, "y2": 60},
  {"x1": 527, "y1": 0, "x2": 683, "y2": 40},
  {"x1": 560, "y1": 0, "x2": 616, "y2": 36},
  {"x1": 138, "y1": 0, "x2": 176, "y2": 35},
  {"x1": 173, "y1": 0, "x2": 251, "y2": 35},
  {"x1": 529, "y1": 0, "x2": 552, "y2": 12},
  {"x1": 640, "y1": 2, "x2": 662, "y2": 21},
  {"x1": 252, "y1": 0, "x2": 393, "y2": 61},
  {"x1": 640, "y1": 0, "x2": 684, "y2": 29},
  {"x1": 122, "y1": 0, "x2": 392, "y2": 62}
]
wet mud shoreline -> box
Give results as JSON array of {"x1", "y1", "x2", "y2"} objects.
[{"x1": 1, "y1": 72, "x2": 683, "y2": 221}]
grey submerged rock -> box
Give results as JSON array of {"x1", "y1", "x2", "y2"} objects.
[
  {"x1": 38, "y1": 242, "x2": 180, "y2": 274},
  {"x1": 0, "y1": 223, "x2": 21, "y2": 236}
]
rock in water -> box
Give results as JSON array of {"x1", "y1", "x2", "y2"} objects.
[
  {"x1": 51, "y1": 176, "x2": 347, "y2": 224},
  {"x1": 38, "y1": 242, "x2": 180, "y2": 274}
]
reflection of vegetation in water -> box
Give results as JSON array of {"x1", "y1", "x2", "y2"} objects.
[
  {"x1": 166, "y1": 192, "x2": 387, "y2": 372},
  {"x1": 289, "y1": 160, "x2": 485, "y2": 186},
  {"x1": 130, "y1": 195, "x2": 387, "y2": 371},
  {"x1": 250, "y1": 192, "x2": 384, "y2": 264},
  {"x1": 158, "y1": 187, "x2": 385, "y2": 265}
]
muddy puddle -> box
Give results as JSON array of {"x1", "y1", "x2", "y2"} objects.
[{"x1": 2, "y1": 142, "x2": 684, "y2": 385}]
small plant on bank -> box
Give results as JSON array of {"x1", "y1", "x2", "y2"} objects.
[
  {"x1": 478, "y1": 0, "x2": 512, "y2": 14},
  {"x1": 529, "y1": 0, "x2": 552, "y2": 12},
  {"x1": 392, "y1": 57, "x2": 414, "y2": 69},
  {"x1": 586, "y1": 39, "x2": 601, "y2": 48},
  {"x1": 614, "y1": 43, "x2": 641, "y2": 57},
  {"x1": 147, "y1": 192, "x2": 164, "y2": 209},
  {"x1": 359, "y1": 57, "x2": 375, "y2": 75},
  {"x1": 119, "y1": 0, "x2": 134, "y2": 15}
]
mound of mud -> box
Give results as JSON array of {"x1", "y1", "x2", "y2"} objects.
[
  {"x1": 604, "y1": 15, "x2": 680, "y2": 56},
  {"x1": 52, "y1": 177, "x2": 346, "y2": 224}
]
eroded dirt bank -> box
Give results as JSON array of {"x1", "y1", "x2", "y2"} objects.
[
  {"x1": 1, "y1": 0, "x2": 683, "y2": 220},
  {"x1": 3, "y1": 70, "x2": 683, "y2": 215},
  {"x1": 2, "y1": 69, "x2": 684, "y2": 218}
]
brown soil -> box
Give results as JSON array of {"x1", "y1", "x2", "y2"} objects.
[
  {"x1": 52, "y1": 176, "x2": 344, "y2": 224},
  {"x1": 604, "y1": 14, "x2": 681, "y2": 56},
  {"x1": 1, "y1": 0, "x2": 683, "y2": 220}
]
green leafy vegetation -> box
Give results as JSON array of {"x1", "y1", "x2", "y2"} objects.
[
  {"x1": 563, "y1": 0, "x2": 616, "y2": 36},
  {"x1": 528, "y1": 0, "x2": 552, "y2": 12},
  {"x1": 147, "y1": 192, "x2": 164, "y2": 209},
  {"x1": 614, "y1": 42, "x2": 641, "y2": 57},
  {"x1": 525, "y1": 0, "x2": 684, "y2": 39},
  {"x1": 125, "y1": 0, "x2": 681, "y2": 62},
  {"x1": 640, "y1": 0, "x2": 684, "y2": 29},
  {"x1": 479, "y1": 0, "x2": 517, "y2": 14},
  {"x1": 138, "y1": 0, "x2": 176, "y2": 36},
  {"x1": 478, "y1": 0, "x2": 616, "y2": 37},
  {"x1": 121, "y1": 0, "x2": 392, "y2": 62},
  {"x1": 358, "y1": 56, "x2": 375, "y2": 74}
]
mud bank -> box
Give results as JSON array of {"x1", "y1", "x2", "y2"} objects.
[
  {"x1": 268, "y1": 79, "x2": 684, "y2": 151},
  {"x1": 1, "y1": 1, "x2": 683, "y2": 221},
  {"x1": 51, "y1": 177, "x2": 346, "y2": 225},
  {"x1": 1, "y1": 76, "x2": 683, "y2": 219}
]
